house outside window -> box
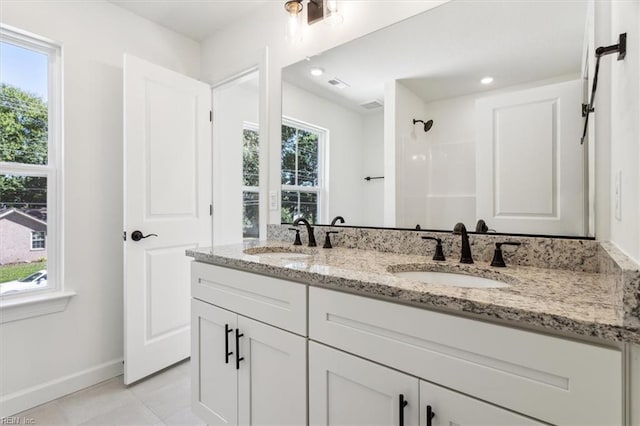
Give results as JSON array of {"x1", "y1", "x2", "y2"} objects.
[
  {"x1": 242, "y1": 123, "x2": 259, "y2": 239},
  {"x1": 0, "y1": 26, "x2": 62, "y2": 299},
  {"x1": 281, "y1": 118, "x2": 325, "y2": 224},
  {"x1": 31, "y1": 231, "x2": 46, "y2": 250}
]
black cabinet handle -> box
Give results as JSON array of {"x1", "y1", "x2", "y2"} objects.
[
  {"x1": 426, "y1": 405, "x2": 435, "y2": 426},
  {"x1": 224, "y1": 324, "x2": 233, "y2": 364},
  {"x1": 235, "y1": 328, "x2": 244, "y2": 370},
  {"x1": 131, "y1": 230, "x2": 158, "y2": 241},
  {"x1": 399, "y1": 394, "x2": 408, "y2": 426}
]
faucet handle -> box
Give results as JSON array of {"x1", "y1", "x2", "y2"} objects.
[
  {"x1": 323, "y1": 231, "x2": 339, "y2": 249},
  {"x1": 288, "y1": 228, "x2": 302, "y2": 246},
  {"x1": 421, "y1": 236, "x2": 446, "y2": 261},
  {"x1": 491, "y1": 241, "x2": 522, "y2": 267}
]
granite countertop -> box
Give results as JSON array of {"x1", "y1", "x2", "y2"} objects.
[{"x1": 187, "y1": 242, "x2": 639, "y2": 344}]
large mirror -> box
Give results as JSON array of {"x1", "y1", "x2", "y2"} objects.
[{"x1": 281, "y1": 0, "x2": 593, "y2": 237}]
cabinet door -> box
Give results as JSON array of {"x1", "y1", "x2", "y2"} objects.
[
  {"x1": 191, "y1": 299, "x2": 238, "y2": 425},
  {"x1": 309, "y1": 342, "x2": 419, "y2": 426},
  {"x1": 419, "y1": 381, "x2": 545, "y2": 426},
  {"x1": 237, "y1": 316, "x2": 307, "y2": 426}
]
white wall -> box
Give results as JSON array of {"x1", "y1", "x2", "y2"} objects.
[
  {"x1": 282, "y1": 82, "x2": 368, "y2": 224},
  {"x1": 422, "y1": 94, "x2": 476, "y2": 230},
  {"x1": 393, "y1": 81, "x2": 429, "y2": 228},
  {"x1": 595, "y1": 0, "x2": 640, "y2": 263},
  {"x1": 609, "y1": 1, "x2": 640, "y2": 261},
  {"x1": 200, "y1": 1, "x2": 448, "y2": 227},
  {"x1": 0, "y1": 0, "x2": 200, "y2": 415},
  {"x1": 362, "y1": 111, "x2": 385, "y2": 226}
]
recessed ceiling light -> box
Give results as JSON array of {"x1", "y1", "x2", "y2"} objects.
[
  {"x1": 481, "y1": 76, "x2": 494, "y2": 85},
  {"x1": 310, "y1": 67, "x2": 324, "y2": 77}
]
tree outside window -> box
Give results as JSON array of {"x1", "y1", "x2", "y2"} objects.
[
  {"x1": 0, "y1": 32, "x2": 60, "y2": 294},
  {"x1": 281, "y1": 120, "x2": 323, "y2": 224},
  {"x1": 242, "y1": 124, "x2": 259, "y2": 239}
]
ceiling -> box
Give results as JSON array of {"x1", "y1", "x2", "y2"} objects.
[
  {"x1": 283, "y1": 0, "x2": 588, "y2": 114},
  {"x1": 109, "y1": 0, "x2": 270, "y2": 41}
]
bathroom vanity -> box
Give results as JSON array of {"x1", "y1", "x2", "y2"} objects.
[{"x1": 187, "y1": 236, "x2": 640, "y2": 426}]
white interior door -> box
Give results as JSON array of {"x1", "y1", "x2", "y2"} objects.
[
  {"x1": 123, "y1": 54, "x2": 211, "y2": 384},
  {"x1": 212, "y1": 71, "x2": 260, "y2": 245},
  {"x1": 476, "y1": 79, "x2": 584, "y2": 235}
]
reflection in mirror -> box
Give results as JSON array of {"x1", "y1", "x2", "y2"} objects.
[
  {"x1": 212, "y1": 69, "x2": 260, "y2": 244},
  {"x1": 281, "y1": 119, "x2": 324, "y2": 224},
  {"x1": 281, "y1": 0, "x2": 592, "y2": 237}
]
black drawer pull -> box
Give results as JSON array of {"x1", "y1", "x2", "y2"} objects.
[
  {"x1": 235, "y1": 328, "x2": 244, "y2": 370},
  {"x1": 399, "y1": 394, "x2": 408, "y2": 426},
  {"x1": 224, "y1": 324, "x2": 233, "y2": 364},
  {"x1": 426, "y1": 405, "x2": 436, "y2": 426}
]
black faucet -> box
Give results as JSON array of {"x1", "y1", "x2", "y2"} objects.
[
  {"x1": 453, "y1": 222, "x2": 473, "y2": 264},
  {"x1": 490, "y1": 242, "x2": 522, "y2": 267},
  {"x1": 293, "y1": 218, "x2": 316, "y2": 247},
  {"x1": 475, "y1": 219, "x2": 488, "y2": 233},
  {"x1": 330, "y1": 216, "x2": 345, "y2": 226},
  {"x1": 421, "y1": 236, "x2": 445, "y2": 261},
  {"x1": 288, "y1": 228, "x2": 302, "y2": 246},
  {"x1": 323, "y1": 231, "x2": 339, "y2": 249}
]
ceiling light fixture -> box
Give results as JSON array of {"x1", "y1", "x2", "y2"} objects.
[
  {"x1": 325, "y1": 0, "x2": 344, "y2": 26},
  {"x1": 284, "y1": 0, "x2": 303, "y2": 15},
  {"x1": 284, "y1": 0, "x2": 303, "y2": 43},
  {"x1": 481, "y1": 76, "x2": 494, "y2": 85},
  {"x1": 310, "y1": 67, "x2": 324, "y2": 76},
  {"x1": 285, "y1": 0, "x2": 343, "y2": 33}
]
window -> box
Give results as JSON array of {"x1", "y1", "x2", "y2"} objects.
[
  {"x1": 242, "y1": 123, "x2": 259, "y2": 239},
  {"x1": 0, "y1": 26, "x2": 61, "y2": 300},
  {"x1": 31, "y1": 231, "x2": 46, "y2": 250},
  {"x1": 281, "y1": 119, "x2": 325, "y2": 224}
]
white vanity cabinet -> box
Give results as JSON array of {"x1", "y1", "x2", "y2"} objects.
[
  {"x1": 190, "y1": 261, "x2": 626, "y2": 426},
  {"x1": 309, "y1": 341, "x2": 544, "y2": 426},
  {"x1": 191, "y1": 263, "x2": 307, "y2": 426},
  {"x1": 309, "y1": 287, "x2": 623, "y2": 425}
]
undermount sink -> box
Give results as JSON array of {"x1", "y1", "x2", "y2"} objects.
[
  {"x1": 393, "y1": 271, "x2": 509, "y2": 288},
  {"x1": 243, "y1": 247, "x2": 311, "y2": 260},
  {"x1": 255, "y1": 252, "x2": 311, "y2": 260}
]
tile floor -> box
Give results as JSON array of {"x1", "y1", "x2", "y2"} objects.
[{"x1": 14, "y1": 359, "x2": 204, "y2": 426}]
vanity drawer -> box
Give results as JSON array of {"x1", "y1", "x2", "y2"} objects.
[
  {"x1": 309, "y1": 286, "x2": 622, "y2": 425},
  {"x1": 192, "y1": 262, "x2": 307, "y2": 336}
]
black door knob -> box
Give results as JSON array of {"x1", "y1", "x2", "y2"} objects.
[{"x1": 131, "y1": 230, "x2": 158, "y2": 241}]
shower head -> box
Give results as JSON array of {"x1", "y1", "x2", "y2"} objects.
[{"x1": 413, "y1": 119, "x2": 434, "y2": 132}]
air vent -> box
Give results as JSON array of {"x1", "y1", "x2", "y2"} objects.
[
  {"x1": 360, "y1": 99, "x2": 383, "y2": 110},
  {"x1": 328, "y1": 78, "x2": 350, "y2": 89}
]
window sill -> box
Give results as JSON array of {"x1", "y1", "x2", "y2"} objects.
[{"x1": 0, "y1": 290, "x2": 76, "y2": 324}]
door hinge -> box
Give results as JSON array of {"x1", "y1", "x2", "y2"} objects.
[
  {"x1": 123, "y1": 231, "x2": 126, "y2": 241},
  {"x1": 209, "y1": 204, "x2": 213, "y2": 216},
  {"x1": 209, "y1": 110, "x2": 213, "y2": 123}
]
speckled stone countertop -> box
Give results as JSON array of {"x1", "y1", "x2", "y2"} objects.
[{"x1": 187, "y1": 242, "x2": 640, "y2": 344}]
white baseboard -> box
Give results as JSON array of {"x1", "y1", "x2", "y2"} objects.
[{"x1": 0, "y1": 358, "x2": 124, "y2": 417}]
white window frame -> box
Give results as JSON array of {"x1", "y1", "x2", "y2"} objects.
[
  {"x1": 0, "y1": 25, "x2": 73, "y2": 323},
  {"x1": 242, "y1": 121, "x2": 260, "y2": 239},
  {"x1": 30, "y1": 231, "x2": 46, "y2": 251},
  {"x1": 281, "y1": 116, "x2": 328, "y2": 223}
]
